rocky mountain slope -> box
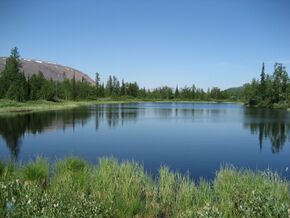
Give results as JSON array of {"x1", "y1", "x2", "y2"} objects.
[{"x1": 0, "y1": 57, "x2": 94, "y2": 84}]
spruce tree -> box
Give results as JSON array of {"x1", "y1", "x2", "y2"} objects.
[
  {"x1": 121, "y1": 79, "x2": 126, "y2": 96},
  {"x1": 106, "y1": 75, "x2": 113, "y2": 96},
  {"x1": 72, "y1": 72, "x2": 76, "y2": 100},
  {"x1": 112, "y1": 76, "x2": 120, "y2": 96},
  {"x1": 1, "y1": 47, "x2": 28, "y2": 101},
  {"x1": 174, "y1": 85, "x2": 179, "y2": 98},
  {"x1": 260, "y1": 62, "x2": 266, "y2": 100},
  {"x1": 95, "y1": 72, "x2": 100, "y2": 96}
]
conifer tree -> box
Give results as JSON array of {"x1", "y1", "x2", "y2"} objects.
[
  {"x1": 121, "y1": 79, "x2": 126, "y2": 96},
  {"x1": 72, "y1": 72, "x2": 76, "y2": 100},
  {"x1": 1, "y1": 47, "x2": 27, "y2": 101},
  {"x1": 174, "y1": 85, "x2": 179, "y2": 98},
  {"x1": 260, "y1": 62, "x2": 266, "y2": 100},
  {"x1": 106, "y1": 75, "x2": 113, "y2": 96},
  {"x1": 95, "y1": 72, "x2": 100, "y2": 97}
]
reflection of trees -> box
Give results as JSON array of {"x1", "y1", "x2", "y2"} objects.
[
  {"x1": 173, "y1": 108, "x2": 225, "y2": 120},
  {"x1": 104, "y1": 104, "x2": 139, "y2": 128},
  {"x1": 0, "y1": 105, "x2": 140, "y2": 160},
  {"x1": 106, "y1": 104, "x2": 120, "y2": 128},
  {"x1": 120, "y1": 104, "x2": 139, "y2": 125},
  {"x1": 0, "y1": 109, "x2": 91, "y2": 160},
  {"x1": 95, "y1": 104, "x2": 105, "y2": 131},
  {"x1": 152, "y1": 108, "x2": 173, "y2": 119},
  {"x1": 243, "y1": 108, "x2": 290, "y2": 153},
  {"x1": 0, "y1": 116, "x2": 25, "y2": 160}
]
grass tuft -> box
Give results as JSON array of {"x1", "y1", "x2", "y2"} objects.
[
  {"x1": 0, "y1": 157, "x2": 289, "y2": 217},
  {"x1": 55, "y1": 156, "x2": 88, "y2": 173},
  {"x1": 21, "y1": 157, "x2": 49, "y2": 186},
  {"x1": 214, "y1": 166, "x2": 290, "y2": 217}
]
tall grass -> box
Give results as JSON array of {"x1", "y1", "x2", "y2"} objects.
[
  {"x1": 21, "y1": 157, "x2": 49, "y2": 186},
  {"x1": 0, "y1": 157, "x2": 289, "y2": 217}
]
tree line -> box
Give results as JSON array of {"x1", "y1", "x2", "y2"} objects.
[
  {"x1": 243, "y1": 62, "x2": 289, "y2": 108},
  {"x1": 0, "y1": 47, "x2": 231, "y2": 102},
  {"x1": 0, "y1": 48, "x2": 98, "y2": 101},
  {"x1": 2, "y1": 47, "x2": 288, "y2": 105}
]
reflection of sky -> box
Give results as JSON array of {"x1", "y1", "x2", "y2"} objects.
[
  {"x1": 0, "y1": 137, "x2": 10, "y2": 160},
  {"x1": 0, "y1": 103, "x2": 290, "y2": 180}
]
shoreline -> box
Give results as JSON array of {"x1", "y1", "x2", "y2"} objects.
[{"x1": 0, "y1": 99, "x2": 244, "y2": 115}]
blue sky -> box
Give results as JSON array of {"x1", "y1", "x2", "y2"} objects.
[{"x1": 0, "y1": 0, "x2": 290, "y2": 90}]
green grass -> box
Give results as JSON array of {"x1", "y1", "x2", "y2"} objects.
[
  {"x1": 0, "y1": 157, "x2": 289, "y2": 217},
  {"x1": 21, "y1": 157, "x2": 49, "y2": 186},
  {"x1": 0, "y1": 99, "x2": 99, "y2": 114},
  {"x1": 0, "y1": 98, "x2": 145, "y2": 115}
]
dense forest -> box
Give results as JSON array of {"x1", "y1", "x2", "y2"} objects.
[
  {"x1": 0, "y1": 47, "x2": 228, "y2": 102},
  {"x1": 0, "y1": 47, "x2": 289, "y2": 107},
  {"x1": 244, "y1": 62, "x2": 290, "y2": 108}
]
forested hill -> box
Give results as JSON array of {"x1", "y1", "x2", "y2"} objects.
[{"x1": 0, "y1": 57, "x2": 94, "y2": 84}]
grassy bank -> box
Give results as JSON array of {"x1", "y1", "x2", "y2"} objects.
[
  {"x1": 0, "y1": 98, "x2": 243, "y2": 115},
  {"x1": 0, "y1": 157, "x2": 289, "y2": 217},
  {"x1": 0, "y1": 99, "x2": 99, "y2": 114},
  {"x1": 0, "y1": 99, "x2": 137, "y2": 115}
]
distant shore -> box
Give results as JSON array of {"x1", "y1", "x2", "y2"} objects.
[
  {"x1": 0, "y1": 98, "x2": 244, "y2": 115},
  {"x1": 0, "y1": 100, "x2": 96, "y2": 115}
]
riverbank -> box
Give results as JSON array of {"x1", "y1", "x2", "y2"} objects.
[
  {"x1": 0, "y1": 98, "x2": 243, "y2": 115},
  {"x1": 0, "y1": 157, "x2": 288, "y2": 217}
]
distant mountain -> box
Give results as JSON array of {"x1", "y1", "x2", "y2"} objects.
[
  {"x1": 224, "y1": 86, "x2": 244, "y2": 93},
  {"x1": 0, "y1": 57, "x2": 94, "y2": 84}
]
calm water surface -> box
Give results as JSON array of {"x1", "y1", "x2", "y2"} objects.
[{"x1": 1, "y1": 102, "x2": 290, "y2": 179}]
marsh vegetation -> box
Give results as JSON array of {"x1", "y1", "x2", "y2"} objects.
[{"x1": 0, "y1": 157, "x2": 289, "y2": 217}]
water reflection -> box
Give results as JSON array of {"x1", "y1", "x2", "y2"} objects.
[
  {"x1": 94, "y1": 104, "x2": 140, "y2": 129},
  {"x1": 0, "y1": 104, "x2": 144, "y2": 160},
  {"x1": 243, "y1": 108, "x2": 290, "y2": 153},
  {"x1": 0, "y1": 109, "x2": 91, "y2": 160},
  {"x1": 1, "y1": 103, "x2": 290, "y2": 163}
]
